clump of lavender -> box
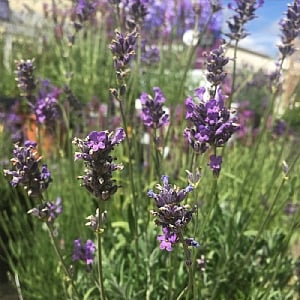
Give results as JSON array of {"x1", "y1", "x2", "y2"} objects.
[
  {"x1": 73, "y1": 128, "x2": 126, "y2": 200},
  {"x1": 15, "y1": 59, "x2": 37, "y2": 101},
  {"x1": 148, "y1": 175, "x2": 198, "y2": 254},
  {"x1": 278, "y1": 0, "x2": 300, "y2": 58},
  {"x1": 225, "y1": 0, "x2": 264, "y2": 41},
  {"x1": 72, "y1": 239, "x2": 96, "y2": 270},
  {"x1": 3, "y1": 141, "x2": 52, "y2": 197},
  {"x1": 27, "y1": 197, "x2": 63, "y2": 223},
  {"x1": 184, "y1": 87, "x2": 239, "y2": 153},
  {"x1": 109, "y1": 30, "x2": 138, "y2": 99},
  {"x1": 139, "y1": 87, "x2": 169, "y2": 129}
]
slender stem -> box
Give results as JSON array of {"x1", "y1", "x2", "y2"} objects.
[
  {"x1": 47, "y1": 223, "x2": 81, "y2": 299},
  {"x1": 119, "y1": 101, "x2": 140, "y2": 268},
  {"x1": 176, "y1": 232, "x2": 194, "y2": 300},
  {"x1": 97, "y1": 201, "x2": 106, "y2": 300},
  {"x1": 228, "y1": 39, "x2": 238, "y2": 108}
]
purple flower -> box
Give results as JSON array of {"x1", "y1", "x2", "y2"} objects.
[
  {"x1": 208, "y1": 155, "x2": 222, "y2": 176},
  {"x1": 272, "y1": 119, "x2": 287, "y2": 137},
  {"x1": 27, "y1": 197, "x2": 63, "y2": 223},
  {"x1": 3, "y1": 141, "x2": 52, "y2": 197},
  {"x1": 278, "y1": 0, "x2": 300, "y2": 58},
  {"x1": 184, "y1": 87, "x2": 239, "y2": 153},
  {"x1": 15, "y1": 59, "x2": 36, "y2": 99},
  {"x1": 73, "y1": 128, "x2": 125, "y2": 200},
  {"x1": 34, "y1": 80, "x2": 62, "y2": 127},
  {"x1": 75, "y1": 0, "x2": 98, "y2": 22},
  {"x1": 148, "y1": 175, "x2": 197, "y2": 251},
  {"x1": 126, "y1": 0, "x2": 148, "y2": 28},
  {"x1": 226, "y1": 0, "x2": 264, "y2": 41},
  {"x1": 139, "y1": 87, "x2": 169, "y2": 128},
  {"x1": 109, "y1": 30, "x2": 138, "y2": 79},
  {"x1": 157, "y1": 227, "x2": 177, "y2": 251},
  {"x1": 204, "y1": 45, "x2": 229, "y2": 88},
  {"x1": 147, "y1": 175, "x2": 193, "y2": 207},
  {"x1": 72, "y1": 239, "x2": 96, "y2": 267}
]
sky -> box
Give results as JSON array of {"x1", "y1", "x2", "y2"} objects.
[{"x1": 222, "y1": 0, "x2": 291, "y2": 58}]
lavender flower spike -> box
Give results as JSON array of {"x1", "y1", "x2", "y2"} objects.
[
  {"x1": 278, "y1": 0, "x2": 300, "y2": 58},
  {"x1": 184, "y1": 87, "x2": 240, "y2": 153},
  {"x1": 15, "y1": 59, "x2": 36, "y2": 99},
  {"x1": 3, "y1": 141, "x2": 52, "y2": 197},
  {"x1": 73, "y1": 128, "x2": 125, "y2": 200},
  {"x1": 139, "y1": 87, "x2": 169, "y2": 128},
  {"x1": 226, "y1": 0, "x2": 264, "y2": 41},
  {"x1": 109, "y1": 30, "x2": 138, "y2": 78},
  {"x1": 148, "y1": 175, "x2": 197, "y2": 252}
]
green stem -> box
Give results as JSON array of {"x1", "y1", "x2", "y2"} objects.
[
  {"x1": 119, "y1": 101, "x2": 140, "y2": 269},
  {"x1": 97, "y1": 201, "x2": 106, "y2": 300},
  {"x1": 176, "y1": 232, "x2": 194, "y2": 300},
  {"x1": 47, "y1": 223, "x2": 81, "y2": 299}
]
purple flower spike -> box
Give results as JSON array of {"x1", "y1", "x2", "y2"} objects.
[
  {"x1": 184, "y1": 87, "x2": 239, "y2": 153},
  {"x1": 139, "y1": 87, "x2": 169, "y2": 128},
  {"x1": 149, "y1": 176, "x2": 196, "y2": 252},
  {"x1": 278, "y1": 0, "x2": 300, "y2": 58},
  {"x1": 3, "y1": 142, "x2": 52, "y2": 197},
  {"x1": 72, "y1": 239, "x2": 96, "y2": 268},
  {"x1": 73, "y1": 128, "x2": 125, "y2": 200},
  {"x1": 226, "y1": 0, "x2": 264, "y2": 41},
  {"x1": 209, "y1": 155, "x2": 222, "y2": 177}
]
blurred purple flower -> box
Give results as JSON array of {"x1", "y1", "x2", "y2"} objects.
[
  {"x1": 72, "y1": 239, "x2": 96, "y2": 267},
  {"x1": 278, "y1": 0, "x2": 300, "y2": 58},
  {"x1": 208, "y1": 154, "x2": 222, "y2": 176},
  {"x1": 226, "y1": 0, "x2": 264, "y2": 41},
  {"x1": 3, "y1": 141, "x2": 52, "y2": 197},
  {"x1": 184, "y1": 87, "x2": 239, "y2": 153},
  {"x1": 27, "y1": 197, "x2": 63, "y2": 223},
  {"x1": 272, "y1": 119, "x2": 287, "y2": 137},
  {"x1": 15, "y1": 59, "x2": 36, "y2": 100},
  {"x1": 33, "y1": 79, "x2": 62, "y2": 128},
  {"x1": 139, "y1": 87, "x2": 169, "y2": 128},
  {"x1": 284, "y1": 202, "x2": 299, "y2": 215},
  {"x1": 73, "y1": 128, "x2": 125, "y2": 200}
]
